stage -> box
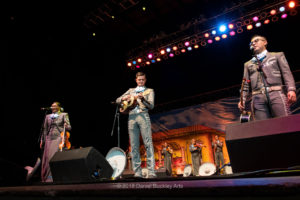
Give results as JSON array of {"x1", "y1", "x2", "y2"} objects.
[{"x1": 1, "y1": 169, "x2": 300, "y2": 200}]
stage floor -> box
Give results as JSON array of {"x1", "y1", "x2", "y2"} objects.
[{"x1": 1, "y1": 169, "x2": 300, "y2": 200}]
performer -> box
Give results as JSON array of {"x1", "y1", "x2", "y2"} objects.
[
  {"x1": 40, "y1": 102, "x2": 71, "y2": 182},
  {"x1": 116, "y1": 71, "x2": 156, "y2": 178},
  {"x1": 161, "y1": 142, "x2": 173, "y2": 176},
  {"x1": 126, "y1": 146, "x2": 133, "y2": 171},
  {"x1": 189, "y1": 139, "x2": 203, "y2": 176},
  {"x1": 238, "y1": 35, "x2": 297, "y2": 120},
  {"x1": 212, "y1": 135, "x2": 224, "y2": 175}
]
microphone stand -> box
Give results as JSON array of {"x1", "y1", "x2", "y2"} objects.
[
  {"x1": 111, "y1": 103, "x2": 121, "y2": 148},
  {"x1": 254, "y1": 54, "x2": 274, "y2": 118}
]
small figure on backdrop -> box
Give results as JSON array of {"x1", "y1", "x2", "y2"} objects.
[
  {"x1": 212, "y1": 135, "x2": 224, "y2": 175},
  {"x1": 40, "y1": 102, "x2": 71, "y2": 182},
  {"x1": 189, "y1": 139, "x2": 203, "y2": 176},
  {"x1": 116, "y1": 71, "x2": 156, "y2": 178},
  {"x1": 161, "y1": 142, "x2": 173, "y2": 176},
  {"x1": 238, "y1": 34, "x2": 297, "y2": 120}
]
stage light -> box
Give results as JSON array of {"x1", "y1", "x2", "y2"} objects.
[
  {"x1": 187, "y1": 46, "x2": 192, "y2": 51},
  {"x1": 279, "y1": 6, "x2": 285, "y2": 12},
  {"x1": 212, "y1": 30, "x2": 217, "y2": 35},
  {"x1": 255, "y1": 22, "x2": 262, "y2": 27},
  {"x1": 181, "y1": 49, "x2": 186, "y2": 53},
  {"x1": 208, "y1": 39, "x2": 213, "y2": 44},
  {"x1": 221, "y1": 34, "x2": 227, "y2": 39},
  {"x1": 146, "y1": 61, "x2": 150, "y2": 65},
  {"x1": 151, "y1": 59, "x2": 156, "y2": 63},
  {"x1": 288, "y1": 1, "x2": 296, "y2": 8},
  {"x1": 270, "y1": 9, "x2": 277, "y2": 15},
  {"x1": 172, "y1": 46, "x2": 178, "y2": 51},
  {"x1": 252, "y1": 16, "x2": 259, "y2": 22},
  {"x1": 156, "y1": 58, "x2": 161, "y2": 62},
  {"x1": 264, "y1": 19, "x2": 270, "y2": 24},
  {"x1": 166, "y1": 47, "x2": 171, "y2": 52},
  {"x1": 136, "y1": 65, "x2": 140, "y2": 68},
  {"x1": 194, "y1": 44, "x2": 199, "y2": 48},
  {"x1": 160, "y1": 50, "x2": 166, "y2": 55},
  {"x1": 228, "y1": 24, "x2": 234, "y2": 29},
  {"x1": 127, "y1": 62, "x2": 132, "y2": 67},
  {"x1": 215, "y1": 36, "x2": 220, "y2": 41},
  {"x1": 137, "y1": 58, "x2": 142, "y2": 63},
  {"x1": 204, "y1": 33, "x2": 210, "y2": 38},
  {"x1": 169, "y1": 53, "x2": 174, "y2": 57},
  {"x1": 184, "y1": 41, "x2": 190, "y2": 46},
  {"x1": 219, "y1": 25, "x2": 227, "y2": 32},
  {"x1": 92, "y1": 32, "x2": 96, "y2": 36},
  {"x1": 229, "y1": 31, "x2": 236, "y2": 36},
  {"x1": 147, "y1": 54, "x2": 153, "y2": 59},
  {"x1": 281, "y1": 13, "x2": 288, "y2": 18},
  {"x1": 142, "y1": 7, "x2": 146, "y2": 11},
  {"x1": 132, "y1": 61, "x2": 137, "y2": 65},
  {"x1": 246, "y1": 24, "x2": 253, "y2": 30}
]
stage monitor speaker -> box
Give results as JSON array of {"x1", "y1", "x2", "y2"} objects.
[
  {"x1": 225, "y1": 114, "x2": 300, "y2": 173},
  {"x1": 0, "y1": 158, "x2": 27, "y2": 186},
  {"x1": 49, "y1": 146, "x2": 113, "y2": 183}
]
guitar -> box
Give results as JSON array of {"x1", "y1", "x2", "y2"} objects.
[
  {"x1": 59, "y1": 123, "x2": 71, "y2": 151},
  {"x1": 240, "y1": 78, "x2": 251, "y2": 123},
  {"x1": 119, "y1": 89, "x2": 151, "y2": 114}
]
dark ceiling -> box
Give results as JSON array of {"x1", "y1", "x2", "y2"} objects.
[{"x1": 3, "y1": 0, "x2": 300, "y2": 166}]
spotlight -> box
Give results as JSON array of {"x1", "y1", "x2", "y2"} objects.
[
  {"x1": 281, "y1": 13, "x2": 288, "y2": 18},
  {"x1": 252, "y1": 16, "x2": 259, "y2": 22},
  {"x1": 181, "y1": 49, "x2": 186, "y2": 53},
  {"x1": 219, "y1": 25, "x2": 227, "y2": 32},
  {"x1": 169, "y1": 53, "x2": 174, "y2": 57},
  {"x1": 147, "y1": 54, "x2": 153, "y2": 59},
  {"x1": 172, "y1": 46, "x2": 178, "y2": 51},
  {"x1": 166, "y1": 48, "x2": 171, "y2": 52},
  {"x1": 229, "y1": 31, "x2": 236, "y2": 36},
  {"x1": 160, "y1": 50, "x2": 166, "y2": 55},
  {"x1": 156, "y1": 58, "x2": 161, "y2": 62},
  {"x1": 184, "y1": 41, "x2": 190, "y2": 46},
  {"x1": 146, "y1": 61, "x2": 150, "y2": 65},
  {"x1": 127, "y1": 62, "x2": 132, "y2": 67},
  {"x1": 215, "y1": 36, "x2": 220, "y2": 41},
  {"x1": 136, "y1": 65, "x2": 140, "y2": 68},
  {"x1": 132, "y1": 61, "x2": 137, "y2": 65},
  {"x1": 187, "y1": 46, "x2": 192, "y2": 51},
  {"x1": 212, "y1": 30, "x2": 217, "y2": 35},
  {"x1": 151, "y1": 60, "x2": 156, "y2": 63},
  {"x1": 194, "y1": 44, "x2": 199, "y2": 48},
  {"x1": 204, "y1": 33, "x2": 210, "y2": 38},
  {"x1": 221, "y1": 34, "x2": 227, "y2": 39},
  {"x1": 288, "y1": 1, "x2": 296, "y2": 8},
  {"x1": 279, "y1": 6, "x2": 285, "y2": 12},
  {"x1": 255, "y1": 22, "x2": 262, "y2": 27},
  {"x1": 228, "y1": 24, "x2": 234, "y2": 29},
  {"x1": 137, "y1": 58, "x2": 142, "y2": 63},
  {"x1": 246, "y1": 24, "x2": 253, "y2": 30},
  {"x1": 208, "y1": 39, "x2": 213, "y2": 44},
  {"x1": 270, "y1": 9, "x2": 277, "y2": 15},
  {"x1": 264, "y1": 19, "x2": 270, "y2": 24}
]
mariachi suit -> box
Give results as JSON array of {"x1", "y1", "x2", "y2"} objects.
[
  {"x1": 189, "y1": 144, "x2": 202, "y2": 176},
  {"x1": 162, "y1": 146, "x2": 173, "y2": 176},
  {"x1": 41, "y1": 112, "x2": 71, "y2": 182},
  {"x1": 116, "y1": 87, "x2": 156, "y2": 176},
  {"x1": 242, "y1": 51, "x2": 296, "y2": 120}
]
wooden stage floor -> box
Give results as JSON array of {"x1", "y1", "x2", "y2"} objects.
[{"x1": 1, "y1": 169, "x2": 300, "y2": 200}]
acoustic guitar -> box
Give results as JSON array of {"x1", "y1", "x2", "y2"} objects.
[
  {"x1": 240, "y1": 78, "x2": 251, "y2": 123},
  {"x1": 119, "y1": 89, "x2": 151, "y2": 114}
]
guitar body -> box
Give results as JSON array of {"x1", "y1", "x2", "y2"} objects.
[
  {"x1": 240, "y1": 111, "x2": 251, "y2": 123},
  {"x1": 119, "y1": 89, "x2": 151, "y2": 114}
]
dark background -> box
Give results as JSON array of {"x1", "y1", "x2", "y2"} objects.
[{"x1": 2, "y1": 0, "x2": 300, "y2": 168}]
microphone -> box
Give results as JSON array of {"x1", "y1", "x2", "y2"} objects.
[
  {"x1": 111, "y1": 101, "x2": 120, "y2": 105},
  {"x1": 250, "y1": 45, "x2": 254, "y2": 51},
  {"x1": 41, "y1": 107, "x2": 52, "y2": 110}
]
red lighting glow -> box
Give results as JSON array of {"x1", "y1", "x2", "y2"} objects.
[
  {"x1": 270, "y1": 9, "x2": 277, "y2": 15},
  {"x1": 137, "y1": 58, "x2": 142, "y2": 63},
  {"x1": 160, "y1": 50, "x2": 166, "y2": 55},
  {"x1": 127, "y1": 62, "x2": 132, "y2": 67},
  {"x1": 229, "y1": 31, "x2": 236, "y2": 36},
  {"x1": 172, "y1": 46, "x2": 178, "y2": 51},
  {"x1": 208, "y1": 39, "x2": 213, "y2": 44},
  {"x1": 264, "y1": 19, "x2": 270, "y2": 24},
  {"x1": 288, "y1": 1, "x2": 296, "y2": 8}
]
